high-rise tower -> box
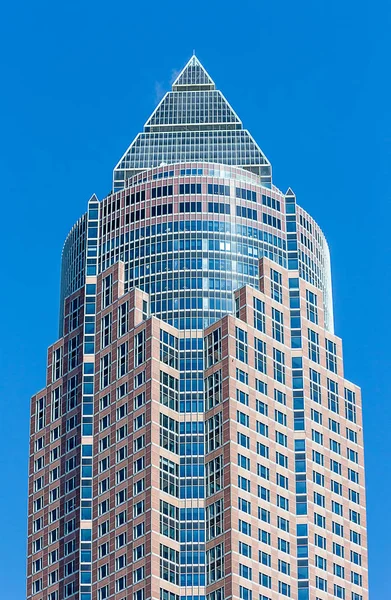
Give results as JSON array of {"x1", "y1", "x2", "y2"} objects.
[{"x1": 28, "y1": 56, "x2": 367, "y2": 600}]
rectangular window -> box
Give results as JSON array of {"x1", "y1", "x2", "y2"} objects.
[
  {"x1": 206, "y1": 455, "x2": 223, "y2": 497},
  {"x1": 101, "y1": 313, "x2": 112, "y2": 348},
  {"x1": 254, "y1": 298, "x2": 265, "y2": 332},
  {"x1": 160, "y1": 371, "x2": 179, "y2": 411},
  {"x1": 273, "y1": 348, "x2": 285, "y2": 383},
  {"x1": 100, "y1": 353, "x2": 111, "y2": 389},
  {"x1": 306, "y1": 289, "x2": 318, "y2": 324},
  {"x1": 326, "y1": 339, "x2": 338, "y2": 373},
  {"x1": 117, "y1": 341, "x2": 128, "y2": 378},
  {"x1": 135, "y1": 329, "x2": 146, "y2": 367},
  {"x1": 272, "y1": 308, "x2": 284, "y2": 343},
  {"x1": 344, "y1": 388, "x2": 357, "y2": 423},
  {"x1": 102, "y1": 274, "x2": 112, "y2": 309},
  {"x1": 35, "y1": 397, "x2": 46, "y2": 432},
  {"x1": 327, "y1": 378, "x2": 339, "y2": 414},
  {"x1": 118, "y1": 301, "x2": 129, "y2": 337},
  {"x1": 205, "y1": 328, "x2": 222, "y2": 367},
  {"x1": 308, "y1": 329, "x2": 320, "y2": 363},
  {"x1": 205, "y1": 370, "x2": 222, "y2": 410},
  {"x1": 270, "y1": 269, "x2": 283, "y2": 302},
  {"x1": 160, "y1": 330, "x2": 179, "y2": 369},
  {"x1": 51, "y1": 387, "x2": 61, "y2": 422},
  {"x1": 236, "y1": 327, "x2": 248, "y2": 363},
  {"x1": 68, "y1": 336, "x2": 79, "y2": 370},
  {"x1": 254, "y1": 338, "x2": 267, "y2": 374},
  {"x1": 52, "y1": 347, "x2": 63, "y2": 382}
]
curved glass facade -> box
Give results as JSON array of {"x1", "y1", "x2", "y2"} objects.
[{"x1": 60, "y1": 163, "x2": 333, "y2": 333}]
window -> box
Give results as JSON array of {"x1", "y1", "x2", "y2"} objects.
[
  {"x1": 330, "y1": 459, "x2": 341, "y2": 474},
  {"x1": 236, "y1": 327, "x2": 248, "y2": 363},
  {"x1": 160, "y1": 413, "x2": 179, "y2": 454},
  {"x1": 239, "y1": 519, "x2": 251, "y2": 536},
  {"x1": 270, "y1": 269, "x2": 282, "y2": 302},
  {"x1": 272, "y1": 308, "x2": 284, "y2": 343},
  {"x1": 52, "y1": 347, "x2": 63, "y2": 382},
  {"x1": 274, "y1": 389, "x2": 286, "y2": 405},
  {"x1": 160, "y1": 500, "x2": 179, "y2": 541},
  {"x1": 101, "y1": 313, "x2": 112, "y2": 348},
  {"x1": 238, "y1": 475, "x2": 251, "y2": 492},
  {"x1": 205, "y1": 328, "x2": 222, "y2": 367},
  {"x1": 258, "y1": 507, "x2": 270, "y2": 524},
  {"x1": 236, "y1": 368, "x2": 248, "y2": 384},
  {"x1": 117, "y1": 341, "x2": 128, "y2": 378},
  {"x1": 206, "y1": 413, "x2": 223, "y2": 453},
  {"x1": 255, "y1": 338, "x2": 267, "y2": 374},
  {"x1": 348, "y1": 468, "x2": 359, "y2": 484},
  {"x1": 326, "y1": 339, "x2": 337, "y2": 373},
  {"x1": 309, "y1": 369, "x2": 321, "y2": 403},
  {"x1": 100, "y1": 353, "x2": 111, "y2": 389},
  {"x1": 160, "y1": 330, "x2": 179, "y2": 369},
  {"x1": 160, "y1": 457, "x2": 179, "y2": 498},
  {"x1": 207, "y1": 183, "x2": 230, "y2": 196},
  {"x1": 316, "y1": 576, "x2": 327, "y2": 592},
  {"x1": 35, "y1": 397, "x2": 46, "y2": 432},
  {"x1": 238, "y1": 431, "x2": 250, "y2": 449},
  {"x1": 348, "y1": 448, "x2": 359, "y2": 464},
  {"x1": 345, "y1": 388, "x2": 357, "y2": 423},
  {"x1": 278, "y1": 581, "x2": 291, "y2": 597},
  {"x1": 273, "y1": 348, "x2": 285, "y2": 383},
  {"x1": 254, "y1": 298, "x2": 265, "y2": 332},
  {"x1": 240, "y1": 586, "x2": 252, "y2": 600},
  {"x1": 160, "y1": 544, "x2": 180, "y2": 585},
  {"x1": 118, "y1": 301, "x2": 129, "y2": 337},
  {"x1": 278, "y1": 516, "x2": 289, "y2": 532},
  {"x1": 239, "y1": 563, "x2": 252, "y2": 580},
  {"x1": 68, "y1": 336, "x2": 79, "y2": 370},
  {"x1": 102, "y1": 274, "x2": 112, "y2": 308},
  {"x1": 206, "y1": 455, "x2": 223, "y2": 497},
  {"x1": 333, "y1": 584, "x2": 345, "y2": 599},
  {"x1": 135, "y1": 329, "x2": 146, "y2": 367},
  {"x1": 68, "y1": 297, "x2": 80, "y2": 331},
  {"x1": 306, "y1": 290, "x2": 318, "y2": 324},
  {"x1": 312, "y1": 429, "x2": 323, "y2": 445},
  {"x1": 327, "y1": 378, "x2": 339, "y2": 414},
  {"x1": 205, "y1": 370, "x2": 222, "y2": 410},
  {"x1": 308, "y1": 329, "x2": 320, "y2": 363},
  {"x1": 51, "y1": 386, "x2": 61, "y2": 421},
  {"x1": 160, "y1": 371, "x2": 179, "y2": 411},
  {"x1": 237, "y1": 389, "x2": 249, "y2": 407},
  {"x1": 276, "y1": 452, "x2": 288, "y2": 468}
]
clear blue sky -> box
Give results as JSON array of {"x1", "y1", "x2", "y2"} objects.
[{"x1": 0, "y1": 0, "x2": 389, "y2": 597}]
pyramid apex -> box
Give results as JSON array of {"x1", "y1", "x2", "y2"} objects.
[{"x1": 172, "y1": 55, "x2": 215, "y2": 91}]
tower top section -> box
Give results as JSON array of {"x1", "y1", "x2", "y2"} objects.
[
  {"x1": 172, "y1": 55, "x2": 215, "y2": 90},
  {"x1": 113, "y1": 55, "x2": 272, "y2": 191}
]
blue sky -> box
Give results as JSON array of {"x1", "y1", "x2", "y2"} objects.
[{"x1": 0, "y1": 0, "x2": 389, "y2": 597}]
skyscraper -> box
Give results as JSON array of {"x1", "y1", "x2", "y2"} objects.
[{"x1": 27, "y1": 56, "x2": 368, "y2": 600}]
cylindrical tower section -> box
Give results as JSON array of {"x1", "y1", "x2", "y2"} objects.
[
  {"x1": 59, "y1": 214, "x2": 87, "y2": 335},
  {"x1": 60, "y1": 164, "x2": 334, "y2": 333}
]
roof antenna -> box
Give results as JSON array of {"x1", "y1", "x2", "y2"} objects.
[{"x1": 192, "y1": 48, "x2": 196, "y2": 56}]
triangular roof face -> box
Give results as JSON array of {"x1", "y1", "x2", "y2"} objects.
[
  {"x1": 172, "y1": 55, "x2": 215, "y2": 90},
  {"x1": 113, "y1": 56, "x2": 272, "y2": 191},
  {"x1": 144, "y1": 90, "x2": 241, "y2": 129}
]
